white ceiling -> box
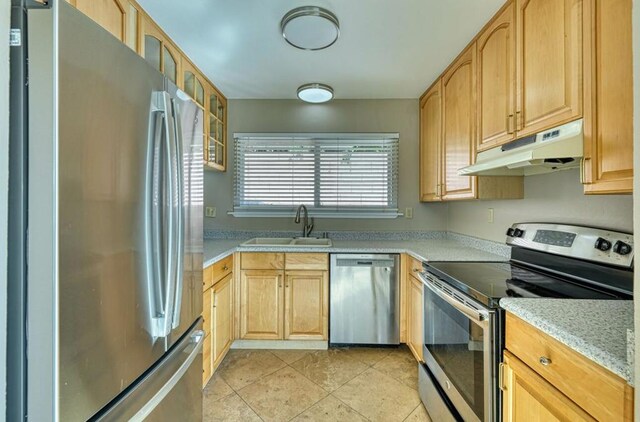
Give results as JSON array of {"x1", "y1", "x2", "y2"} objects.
[{"x1": 138, "y1": 0, "x2": 505, "y2": 99}]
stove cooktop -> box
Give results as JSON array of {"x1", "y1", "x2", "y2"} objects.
[{"x1": 425, "y1": 261, "x2": 632, "y2": 308}]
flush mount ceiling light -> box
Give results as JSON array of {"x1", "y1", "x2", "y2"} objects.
[
  {"x1": 297, "y1": 83, "x2": 334, "y2": 103},
  {"x1": 281, "y1": 6, "x2": 340, "y2": 50}
]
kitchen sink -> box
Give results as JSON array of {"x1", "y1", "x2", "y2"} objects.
[{"x1": 241, "y1": 237, "x2": 332, "y2": 247}]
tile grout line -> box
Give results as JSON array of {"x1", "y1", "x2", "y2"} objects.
[
  {"x1": 328, "y1": 392, "x2": 373, "y2": 422},
  {"x1": 285, "y1": 354, "x2": 370, "y2": 397}
]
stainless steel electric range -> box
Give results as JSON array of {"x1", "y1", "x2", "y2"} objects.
[{"x1": 417, "y1": 223, "x2": 633, "y2": 422}]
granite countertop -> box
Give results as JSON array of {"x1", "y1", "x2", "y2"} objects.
[
  {"x1": 203, "y1": 238, "x2": 508, "y2": 268},
  {"x1": 500, "y1": 298, "x2": 634, "y2": 385}
]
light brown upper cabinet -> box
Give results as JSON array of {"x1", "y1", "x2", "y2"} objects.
[
  {"x1": 582, "y1": 0, "x2": 633, "y2": 194},
  {"x1": 142, "y1": 18, "x2": 181, "y2": 85},
  {"x1": 419, "y1": 46, "x2": 523, "y2": 203},
  {"x1": 441, "y1": 44, "x2": 478, "y2": 200},
  {"x1": 515, "y1": 0, "x2": 583, "y2": 136},
  {"x1": 206, "y1": 87, "x2": 228, "y2": 171},
  {"x1": 477, "y1": 2, "x2": 516, "y2": 151},
  {"x1": 67, "y1": 0, "x2": 138, "y2": 46},
  {"x1": 419, "y1": 80, "x2": 442, "y2": 202}
]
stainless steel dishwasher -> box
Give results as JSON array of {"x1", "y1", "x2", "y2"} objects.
[{"x1": 330, "y1": 254, "x2": 400, "y2": 345}]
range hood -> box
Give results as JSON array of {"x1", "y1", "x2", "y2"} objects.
[{"x1": 458, "y1": 119, "x2": 584, "y2": 176}]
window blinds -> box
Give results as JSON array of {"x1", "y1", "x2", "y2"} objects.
[{"x1": 232, "y1": 134, "x2": 399, "y2": 218}]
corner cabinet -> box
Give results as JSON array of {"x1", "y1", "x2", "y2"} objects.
[
  {"x1": 419, "y1": 80, "x2": 442, "y2": 202},
  {"x1": 582, "y1": 0, "x2": 633, "y2": 194},
  {"x1": 420, "y1": 45, "x2": 523, "y2": 202},
  {"x1": 239, "y1": 253, "x2": 328, "y2": 341},
  {"x1": 442, "y1": 44, "x2": 478, "y2": 200}
]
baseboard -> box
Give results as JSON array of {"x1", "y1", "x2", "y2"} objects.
[{"x1": 230, "y1": 340, "x2": 328, "y2": 350}]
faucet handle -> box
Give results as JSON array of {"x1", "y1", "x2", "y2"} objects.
[{"x1": 306, "y1": 218, "x2": 315, "y2": 237}]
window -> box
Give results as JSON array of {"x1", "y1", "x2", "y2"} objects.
[{"x1": 232, "y1": 133, "x2": 400, "y2": 218}]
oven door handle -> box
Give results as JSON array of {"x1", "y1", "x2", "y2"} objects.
[{"x1": 420, "y1": 273, "x2": 489, "y2": 323}]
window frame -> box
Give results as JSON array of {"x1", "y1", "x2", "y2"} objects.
[{"x1": 231, "y1": 133, "x2": 401, "y2": 219}]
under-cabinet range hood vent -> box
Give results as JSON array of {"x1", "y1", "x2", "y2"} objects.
[{"x1": 458, "y1": 119, "x2": 583, "y2": 176}]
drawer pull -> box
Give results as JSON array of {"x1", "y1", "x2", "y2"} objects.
[
  {"x1": 539, "y1": 356, "x2": 552, "y2": 366},
  {"x1": 222, "y1": 265, "x2": 229, "y2": 271},
  {"x1": 412, "y1": 268, "x2": 420, "y2": 273}
]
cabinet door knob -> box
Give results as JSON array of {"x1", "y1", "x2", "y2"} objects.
[{"x1": 539, "y1": 356, "x2": 552, "y2": 366}]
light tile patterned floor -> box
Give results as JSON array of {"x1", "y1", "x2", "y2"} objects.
[{"x1": 203, "y1": 346, "x2": 432, "y2": 422}]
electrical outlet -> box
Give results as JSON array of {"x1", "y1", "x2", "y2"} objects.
[
  {"x1": 205, "y1": 207, "x2": 216, "y2": 218},
  {"x1": 487, "y1": 208, "x2": 494, "y2": 223},
  {"x1": 405, "y1": 207, "x2": 413, "y2": 219}
]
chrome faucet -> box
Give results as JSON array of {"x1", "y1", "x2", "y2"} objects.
[{"x1": 294, "y1": 204, "x2": 314, "y2": 237}]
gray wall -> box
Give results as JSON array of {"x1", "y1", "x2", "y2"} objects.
[
  {"x1": 1, "y1": 0, "x2": 10, "y2": 415},
  {"x1": 204, "y1": 99, "x2": 448, "y2": 232},
  {"x1": 447, "y1": 169, "x2": 633, "y2": 242}
]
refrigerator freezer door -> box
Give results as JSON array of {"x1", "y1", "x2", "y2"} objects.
[{"x1": 96, "y1": 321, "x2": 204, "y2": 421}]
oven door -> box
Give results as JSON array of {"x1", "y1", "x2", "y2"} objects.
[{"x1": 420, "y1": 272, "x2": 495, "y2": 422}]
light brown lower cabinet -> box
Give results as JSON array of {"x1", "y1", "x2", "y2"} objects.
[
  {"x1": 202, "y1": 255, "x2": 234, "y2": 387},
  {"x1": 503, "y1": 313, "x2": 634, "y2": 421},
  {"x1": 240, "y1": 269, "x2": 284, "y2": 340},
  {"x1": 212, "y1": 274, "x2": 233, "y2": 369},
  {"x1": 239, "y1": 253, "x2": 329, "y2": 341},
  {"x1": 407, "y1": 272, "x2": 424, "y2": 361},
  {"x1": 502, "y1": 351, "x2": 595, "y2": 421},
  {"x1": 284, "y1": 271, "x2": 328, "y2": 340}
]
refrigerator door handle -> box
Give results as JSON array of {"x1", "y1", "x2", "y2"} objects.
[
  {"x1": 162, "y1": 92, "x2": 178, "y2": 338},
  {"x1": 146, "y1": 92, "x2": 176, "y2": 338},
  {"x1": 170, "y1": 97, "x2": 185, "y2": 330},
  {"x1": 147, "y1": 91, "x2": 178, "y2": 339},
  {"x1": 129, "y1": 329, "x2": 205, "y2": 421}
]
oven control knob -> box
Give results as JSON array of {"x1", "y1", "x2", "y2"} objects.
[
  {"x1": 594, "y1": 237, "x2": 612, "y2": 252},
  {"x1": 506, "y1": 228, "x2": 515, "y2": 237},
  {"x1": 613, "y1": 241, "x2": 632, "y2": 256},
  {"x1": 513, "y1": 229, "x2": 524, "y2": 238}
]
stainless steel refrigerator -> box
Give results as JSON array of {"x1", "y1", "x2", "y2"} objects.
[{"x1": 8, "y1": 1, "x2": 204, "y2": 420}]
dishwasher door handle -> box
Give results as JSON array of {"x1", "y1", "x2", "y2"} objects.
[{"x1": 356, "y1": 261, "x2": 374, "y2": 266}]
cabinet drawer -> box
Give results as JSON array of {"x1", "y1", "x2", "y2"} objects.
[
  {"x1": 203, "y1": 288, "x2": 212, "y2": 337},
  {"x1": 506, "y1": 313, "x2": 632, "y2": 421},
  {"x1": 211, "y1": 255, "x2": 233, "y2": 284},
  {"x1": 285, "y1": 253, "x2": 328, "y2": 271},
  {"x1": 241, "y1": 253, "x2": 285, "y2": 270},
  {"x1": 203, "y1": 265, "x2": 214, "y2": 292},
  {"x1": 408, "y1": 256, "x2": 423, "y2": 277}
]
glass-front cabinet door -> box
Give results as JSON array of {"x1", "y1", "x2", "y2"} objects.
[
  {"x1": 207, "y1": 89, "x2": 226, "y2": 171},
  {"x1": 182, "y1": 61, "x2": 207, "y2": 166},
  {"x1": 142, "y1": 17, "x2": 180, "y2": 83}
]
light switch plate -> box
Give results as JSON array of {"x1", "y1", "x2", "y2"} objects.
[
  {"x1": 487, "y1": 208, "x2": 494, "y2": 223},
  {"x1": 205, "y1": 207, "x2": 216, "y2": 218}
]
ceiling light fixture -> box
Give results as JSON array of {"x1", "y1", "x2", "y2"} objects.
[
  {"x1": 281, "y1": 6, "x2": 340, "y2": 50},
  {"x1": 297, "y1": 83, "x2": 334, "y2": 103}
]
